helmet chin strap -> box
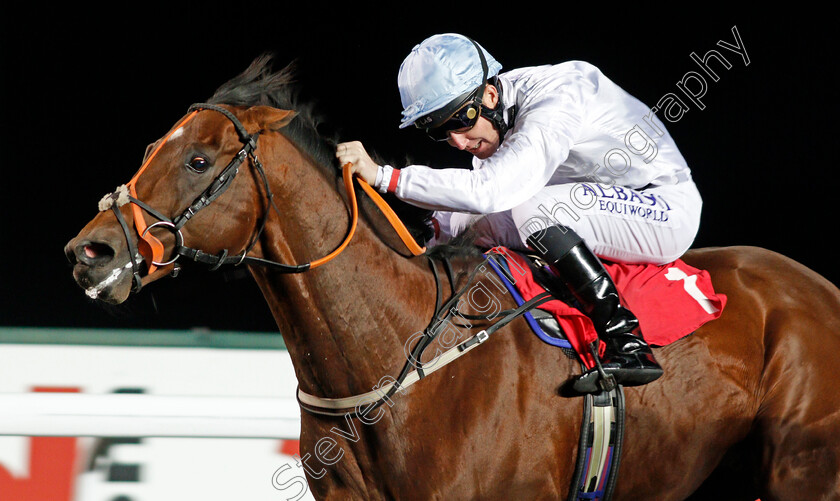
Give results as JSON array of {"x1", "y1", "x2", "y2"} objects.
[
  {"x1": 480, "y1": 76, "x2": 516, "y2": 140},
  {"x1": 463, "y1": 37, "x2": 516, "y2": 141}
]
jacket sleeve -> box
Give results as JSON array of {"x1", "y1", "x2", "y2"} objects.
[{"x1": 393, "y1": 89, "x2": 586, "y2": 214}]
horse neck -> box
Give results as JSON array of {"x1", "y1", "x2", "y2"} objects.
[{"x1": 247, "y1": 138, "x2": 436, "y2": 398}]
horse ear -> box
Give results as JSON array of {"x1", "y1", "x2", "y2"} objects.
[{"x1": 245, "y1": 106, "x2": 297, "y2": 132}]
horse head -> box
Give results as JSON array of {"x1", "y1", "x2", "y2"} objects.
[{"x1": 64, "y1": 70, "x2": 297, "y2": 304}]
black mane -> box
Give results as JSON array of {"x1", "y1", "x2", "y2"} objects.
[
  {"x1": 207, "y1": 54, "x2": 335, "y2": 173},
  {"x1": 206, "y1": 54, "x2": 438, "y2": 248}
]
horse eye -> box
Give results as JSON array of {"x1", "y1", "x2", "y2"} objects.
[{"x1": 186, "y1": 156, "x2": 210, "y2": 173}]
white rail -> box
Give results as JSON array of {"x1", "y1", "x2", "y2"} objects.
[{"x1": 0, "y1": 393, "x2": 301, "y2": 439}]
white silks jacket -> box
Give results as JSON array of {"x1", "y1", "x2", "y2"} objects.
[{"x1": 377, "y1": 61, "x2": 694, "y2": 215}]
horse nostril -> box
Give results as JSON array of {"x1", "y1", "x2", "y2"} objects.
[
  {"x1": 64, "y1": 243, "x2": 77, "y2": 265},
  {"x1": 75, "y1": 241, "x2": 116, "y2": 266}
]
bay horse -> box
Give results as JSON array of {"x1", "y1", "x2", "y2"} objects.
[{"x1": 64, "y1": 55, "x2": 840, "y2": 500}]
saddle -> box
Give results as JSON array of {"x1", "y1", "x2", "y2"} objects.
[{"x1": 485, "y1": 247, "x2": 727, "y2": 370}]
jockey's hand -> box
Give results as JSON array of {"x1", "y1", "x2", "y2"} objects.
[{"x1": 336, "y1": 141, "x2": 379, "y2": 186}]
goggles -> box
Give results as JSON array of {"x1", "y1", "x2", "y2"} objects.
[{"x1": 425, "y1": 98, "x2": 484, "y2": 142}]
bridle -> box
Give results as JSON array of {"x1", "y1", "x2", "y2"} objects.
[
  {"x1": 95, "y1": 102, "x2": 557, "y2": 421},
  {"x1": 97, "y1": 102, "x2": 424, "y2": 292}
]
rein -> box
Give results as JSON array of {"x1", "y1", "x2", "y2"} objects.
[
  {"x1": 93, "y1": 101, "x2": 629, "y2": 499},
  {"x1": 97, "y1": 103, "x2": 424, "y2": 291},
  {"x1": 99, "y1": 103, "x2": 557, "y2": 427}
]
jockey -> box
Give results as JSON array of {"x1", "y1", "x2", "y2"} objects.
[{"x1": 336, "y1": 33, "x2": 702, "y2": 392}]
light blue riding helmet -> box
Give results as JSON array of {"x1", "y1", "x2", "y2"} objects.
[{"x1": 398, "y1": 33, "x2": 502, "y2": 130}]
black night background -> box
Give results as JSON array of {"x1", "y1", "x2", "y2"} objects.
[{"x1": 1, "y1": 8, "x2": 834, "y2": 333}]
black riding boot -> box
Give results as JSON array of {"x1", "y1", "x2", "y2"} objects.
[{"x1": 526, "y1": 226, "x2": 663, "y2": 393}]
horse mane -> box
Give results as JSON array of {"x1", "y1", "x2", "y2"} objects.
[
  {"x1": 205, "y1": 53, "x2": 443, "y2": 248},
  {"x1": 206, "y1": 53, "x2": 334, "y2": 172}
]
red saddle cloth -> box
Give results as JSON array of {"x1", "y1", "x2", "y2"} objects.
[{"x1": 489, "y1": 247, "x2": 727, "y2": 369}]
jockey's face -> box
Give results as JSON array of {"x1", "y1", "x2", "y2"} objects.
[
  {"x1": 445, "y1": 85, "x2": 500, "y2": 160},
  {"x1": 446, "y1": 116, "x2": 500, "y2": 159}
]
